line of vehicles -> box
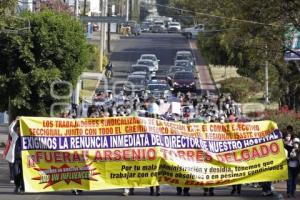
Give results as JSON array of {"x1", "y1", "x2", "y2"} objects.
[
  {"x1": 141, "y1": 20, "x2": 205, "y2": 38},
  {"x1": 121, "y1": 15, "x2": 205, "y2": 39},
  {"x1": 122, "y1": 50, "x2": 197, "y2": 99},
  {"x1": 141, "y1": 20, "x2": 181, "y2": 33}
]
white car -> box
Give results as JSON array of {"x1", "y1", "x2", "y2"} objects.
[
  {"x1": 139, "y1": 54, "x2": 160, "y2": 68},
  {"x1": 137, "y1": 59, "x2": 158, "y2": 72},
  {"x1": 182, "y1": 24, "x2": 204, "y2": 38},
  {"x1": 168, "y1": 22, "x2": 181, "y2": 33}
]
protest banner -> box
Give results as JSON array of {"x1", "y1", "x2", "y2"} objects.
[{"x1": 20, "y1": 117, "x2": 287, "y2": 192}]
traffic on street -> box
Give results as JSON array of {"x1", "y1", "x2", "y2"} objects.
[{"x1": 0, "y1": 1, "x2": 299, "y2": 200}]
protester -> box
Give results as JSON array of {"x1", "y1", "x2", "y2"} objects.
[
  {"x1": 12, "y1": 86, "x2": 282, "y2": 196},
  {"x1": 287, "y1": 138, "x2": 300, "y2": 197},
  {"x1": 231, "y1": 184, "x2": 241, "y2": 195},
  {"x1": 261, "y1": 182, "x2": 273, "y2": 196},
  {"x1": 123, "y1": 188, "x2": 134, "y2": 196},
  {"x1": 150, "y1": 186, "x2": 160, "y2": 196},
  {"x1": 176, "y1": 187, "x2": 190, "y2": 196},
  {"x1": 203, "y1": 187, "x2": 214, "y2": 196},
  {"x1": 5, "y1": 117, "x2": 24, "y2": 193}
]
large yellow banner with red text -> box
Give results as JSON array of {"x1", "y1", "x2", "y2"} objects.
[{"x1": 20, "y1": 117, "x2": 287, "y2": 192}]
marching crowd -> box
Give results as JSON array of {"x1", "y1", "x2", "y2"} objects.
[
  {"x1": 2, "y1": 90, "x2": 300, "y2": 197},
  {"x1": 79, "y1": 90, "x2": 241, "y2": 123}
]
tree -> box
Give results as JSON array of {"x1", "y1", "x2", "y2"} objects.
[
  {"x1": 39, "y1": 0, "x2": 72, "y2": 14},
  {"x1": 169, "y1": 0, "x2": 300, "y2": 108},
  {"x1": 0, "y1": 0, "x2": 17, "y2": 16},
  {"x1": 0, "y1": 10, "x2": 89, "y2": 118}
]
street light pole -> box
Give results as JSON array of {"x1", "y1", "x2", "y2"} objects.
[
  {"x1": 99, "y1": 0, "x2": 105, "y2": 71},
  {"x1": 126, "y1": 0, "x2": 129, "y2": 21},
  {"x1": 265, "y1": 44, "x2": 269, "y2": 104},
  {"x1": 74, "y1": 0, "x2": 79, "y2": 17},
  {"x1": 107, "y1": 1, "x2": 111, "y2": 53}
]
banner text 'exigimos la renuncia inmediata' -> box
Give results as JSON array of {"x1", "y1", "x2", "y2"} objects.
[{"x1": 20, "y1": 117, "x2": 287, "y2": 192}]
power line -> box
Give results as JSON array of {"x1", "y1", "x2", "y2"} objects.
[{"x1": 150, "y1": 3, "x2": 280, "y2": 27}]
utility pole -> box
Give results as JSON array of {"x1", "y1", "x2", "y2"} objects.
[
  {"x1": 107, "y1": 1, "x2": 111, "y2": 53},
  {"x1": 99, "y1": 0, "x2": 107, "y2": 71},
  {"x1": 99, "y1": 0, "x2": 105, "y2": 71},
  {"x1": 265, "y1": 44, "x2": 269, "y2": 104},
  {"x1": 74, "y1": 0, "x2": 79, "y2": 17},
  {"x1": 126, "y1": 0, "x2": 129, "y2": 21},
  {"x1": 83, "y1": 0, "x2": 87, "y2": 16}
]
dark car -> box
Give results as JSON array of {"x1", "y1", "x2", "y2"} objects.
[
  {"x1": 166, "y1": 66, "x2": 187, "y2": 85},
  {"x1": 132, "y1": 24, "x2": 141, "y2": 36},
  {"x1": 172, "y1": 71, "x2": 196, "y2": 92},
  {"x1": 141, "y1": 22, "x2": 151, "y2": 32},
  {"x1": 123, "y1": 75, "x2": 147, "y2": 96},
  {"x1": 145, "y1": 79, "x2": 172, "y2": 99}
]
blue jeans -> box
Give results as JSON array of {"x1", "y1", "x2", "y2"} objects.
[
  {"x1": 261, "y1": 182, "x2": 272, "y2": 192},
  {"x1": 13, "y1": 159, "x2": 24, "y2": 191},
  {"x1": 287, "y1": 167, "x2": 298, "y2": 195}
]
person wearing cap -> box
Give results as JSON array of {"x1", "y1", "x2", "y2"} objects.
[{"x1": 287, "y1": 137, "x2": 300, "y2": 197}]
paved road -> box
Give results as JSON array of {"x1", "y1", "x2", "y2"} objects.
[
  {"x1": 101, "y1": 33, "x2": 205, "y2": 94},
  {"x1": 0, "y1": 33, "x2": 289, "y2": 200}
]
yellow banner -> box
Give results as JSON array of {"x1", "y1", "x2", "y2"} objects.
[{"x1": 20, "y1": 117, "x2": 288, "y2": 192}]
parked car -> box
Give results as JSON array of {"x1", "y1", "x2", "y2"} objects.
[
  {"x1": 139, "y1": 54, "x2": 160, "y2": 69},
  {"x1": 175, "y1": 50, "x2": 196, "y2": 66},
  {"x1": 137, "y1": 59, "x2": 158, "y2": 72},
  {"x1": 145, "y1": 79, "x2": 173, "y2": 99},
  {"x1": 131, "y1": 64, "x2": 155, "y2": 77},
  {"x1": 167, "y1": 22, "x2": 181, "y2": 33},
  {"x1": 182, "y1": 24, "x2": 204, "y2": 38},
  {"x1": 151, "y1": 21, "x2": 166, "y2": 33},
  {"x1": 172, "y1": 71, "x2": 196, "y2": 92},
  {"x1": 131, "y1": 71, "x2": 151, "y2": 81},
  {"x1": 166, "y1": 66, "x2": 187, "y2": 85},
  {"x1": 123, "y1": 74, "x2": 147, "y2": 96},
  {"x1": 141, "y1": 22, "x2": 151, "y2": 32},
  {"x1": 174, "y1": 60, "x2": 194, "y2": 71},
  {"x1": 132, "y1": 24, "x2": 141, "y2": 36}
]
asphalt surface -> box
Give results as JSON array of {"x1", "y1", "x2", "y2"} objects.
[
  {"x1": 101, "y1": 33, "x2": 204, "y2": 95},
  {"x1": 0, "y1": 33, "x2": 288, "y2": 199}
]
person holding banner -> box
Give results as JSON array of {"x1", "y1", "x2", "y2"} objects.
[
  {"x1": 122, "y1": 188, "x2": 134, "y2": 196},
  {"x1": 203, "y1": 187, "x2": 214, "y2": 196},
  {"x1": 287, "y1": 138, "x2": 300, "y2": 197},
  {"x1": 5, "y1": 117, "x2": 24, "y2": 193},
  {"x1": 231, "y1": 184, "x2": 241, "y2": 196},
  {"x1": 149, "y1": 186, "x2": 160, "y2": 196},
  {"x1": 176, "y1": 187, "x2": 190, "y2": 196}
]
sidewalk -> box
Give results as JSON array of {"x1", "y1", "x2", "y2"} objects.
[{"x1": 188, "y1": 39, "x2": 217, "y2": 94}]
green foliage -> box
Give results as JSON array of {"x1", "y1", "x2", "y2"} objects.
[
  {"x1": 86, "y1": 44, "x2": 100, "y2": 70},
  {"x1": 219, "y1": 77, "x2": 261, "y2": 102},
  {"x1": 0, "y1": 10, "x2": 89, "y2": 117},
  {"x1": 170, "y1": 0, "x2": 300, "y2": 108},
  {"x1": 0, "y1": 0, "x2": 17, "y2": 16},
  {"x1": 264, "y1": 109, "x2": 300, "y2": 135}
]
